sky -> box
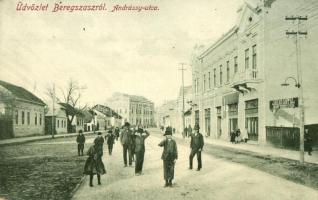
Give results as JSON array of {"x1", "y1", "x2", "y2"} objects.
[{"x1": 0, "y1": 0, "x2": 243, "y2": 107}]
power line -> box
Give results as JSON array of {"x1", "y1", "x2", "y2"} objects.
[{"x1": 285, "y1": 15, "x2": 307, "y2": 163}]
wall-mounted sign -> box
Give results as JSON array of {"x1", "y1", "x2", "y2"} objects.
[{"x1": 269, "y1": 97, "x2": 298, "y2": 111}]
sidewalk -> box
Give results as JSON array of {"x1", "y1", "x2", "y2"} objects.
[
  {"x1": 0, "y1": 131, "x2": 100, "y2": 147},
  {"x1": 154, "y1": 129, "x2": 318, "y2": 165}
]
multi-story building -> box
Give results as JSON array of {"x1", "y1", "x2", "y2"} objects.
[
  {"x1": 157, "y1": 86, "x2": 193, "y2": 133},
  {"x1": 105, "y1": 93, "x2": 155, "y2": 127},
  {"x1": 92, "y1": 104, "x2": 122, "y2": 129},
  {"x1": 191, "y1": 0, "x2": 318, "y2": 146},
  {"x1": 176, "y1": 86, "x2": 193, "y2": 133},
  {"x1": 0, "y1": 80, "x2": 46, "y2": 138},
  {"x1": 156, "y1": 100, "x2": 178, "y2": 129}
]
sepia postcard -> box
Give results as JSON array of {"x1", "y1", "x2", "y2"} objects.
[{"x1": 0, "y1": 0, "x2": 317, "y2": 199}]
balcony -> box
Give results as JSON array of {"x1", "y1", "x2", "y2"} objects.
[{"x1": 231, "y1": 69, "x2": 262, "y2": 93}]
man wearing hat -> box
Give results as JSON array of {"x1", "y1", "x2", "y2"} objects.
[
  {"x1": 120, "y1": 122, "x2": 133, "y2": 167},
  {"x1": 189, "y1": 124, "x2": 204, "y2": 171},
  {"x1": 76, "y1": 130, "x2": 85, "y2": 156},
  {"x1": 105, "y1": 129, "x2": 115, "y2": 155},
  {"x1": 159, "y1": 127, "x2": 178, "y2": 187},
  {"x1": 134, "y1": 128, "x2": 150, "y2": 175},
  {"x1": 94, "y1": 132, "x2": 105, "y2": 156}
]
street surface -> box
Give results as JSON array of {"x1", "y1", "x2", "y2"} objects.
[{"x1": 72, "y1": 130, "x2": 318, "y2": 200}]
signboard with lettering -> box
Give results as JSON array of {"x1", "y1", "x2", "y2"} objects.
[{"x1": 269, "y1": 97, "x2": 298, "y2": 111}]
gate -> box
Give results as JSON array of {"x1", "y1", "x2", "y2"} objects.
[
  {"x1": 0, "y1": 117, "x2": 14, "y2": 139},
  {"x1": 266, "y1": 126, "x2": 299, "y2": 150}
]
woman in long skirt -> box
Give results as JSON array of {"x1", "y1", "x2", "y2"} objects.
[{"x1": 83, "y1": 141, "x2": 106, "y2": 187}]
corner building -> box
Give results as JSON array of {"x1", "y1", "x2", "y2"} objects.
[{"x1": 191, "y1": 0, "x2": 318, "y2": 145}]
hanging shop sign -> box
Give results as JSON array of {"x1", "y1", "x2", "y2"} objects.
[{"x1": 269, "y1": 97, "x2": 298, "y2": 111}]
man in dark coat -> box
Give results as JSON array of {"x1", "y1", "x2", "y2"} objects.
[
  {"x1": 115, "y1": 127, "x2": 120, "y2": 141},
  {"x1": 120, "y1": 122, "x2": 133, "y2": 167},
  {"x1": 105, "y1": 130, "x2": 115, "y2": 155},
  {"x1": 159, "y1": 127, "x2": 178, "y2": 187},
  {"x1": 304, "y1": 129, "x2": 313, "y2": 156},
  {"x1": 76, "y1": 130, "x2": 85, "y2": 156},
  {"x1": 134, "y1": 128, "x2": 150, "y2": 175},
  {"x1": 94, "y1": 132, "x2": 105, "y2": 155},
  {"x1": 83, "y1": 139, "x2": 106, "y2": 187},
  {"x1": 189, "y1": 124, "x2": 204, "y2": 171}
]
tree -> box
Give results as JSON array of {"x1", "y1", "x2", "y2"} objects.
[
  {"x1": 60, "y1": 79, "x2": 86, "y2": 133},
  {"x1": 45, "y1": 79, "x2": 87, "y2": 133}
]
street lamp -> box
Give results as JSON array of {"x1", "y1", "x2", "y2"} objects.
[{"x1": 281, "y1": 76, "x2": 305, "y2": 163}]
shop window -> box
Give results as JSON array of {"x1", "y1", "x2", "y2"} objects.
[
  {"x1": 15, "y1": 110, "x2": 19, "y2": 124},
  {"x1": 22, "y1": 111, "x2": 25, "y2": 125}
]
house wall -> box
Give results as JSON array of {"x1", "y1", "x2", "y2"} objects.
[{"x1": 13, "y1": 101, "x2": 45, "y2": 137}]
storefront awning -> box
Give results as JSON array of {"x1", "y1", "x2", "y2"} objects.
[{"x1": 223, "y1": 93, "x2": 239, "y2": 105}]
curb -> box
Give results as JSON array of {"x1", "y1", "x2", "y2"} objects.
[
  {"x1": 69, "y1": 175, "x2": 86, "y2": 199},
  {"x1": 0, "y1": 132, "x2": 97, "y2": 147}
]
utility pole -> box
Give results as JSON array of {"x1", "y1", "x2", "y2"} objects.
[
  {"x1": 179, "y1": 63, "x2": 186, "y2": 139},
  {"x1": 51, "y1": 83, "x2": 55, "y2": 139},
  {"x1": 285, "y1": 15, "x2": 307, "y2": 163}
]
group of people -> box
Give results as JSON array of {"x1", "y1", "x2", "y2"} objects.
[
  {"x1": 183, "y1": 125, "x2": 193, "y2": 138},
  {"x1": 230, "y1": 129, "x2": 248, "y2": 144},
  {"x1": 159, "y1": 123, "x2": 204, "y2": 187},
  {"x1": 76, "y1": 121, "x2": 205, "y2": 188}
]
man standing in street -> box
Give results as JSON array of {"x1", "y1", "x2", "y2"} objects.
[
  {"x1": 120, "y1": 122, "x2": 133, "y2": 167},
  {"x1": 305, "y1": 129, "x2": 313, "y2": 156},
  {"x1": 134, "y1": 128, "x2": 150, "y2": 175},
  {"x1": 94, "y1": 132, "x2": 105, "y2": 154},
  {"x1": 159, "y1": 127, "x2": 178, "y2": 187},
  {"x1": 189, "y1": 124, "x2": 204, "y2": 171},
  {"x1": 76, "y1": 130, "x2": 85, "y2": 156},
  {"x1": 105, "y1": 129, "x2": 115, "y2": 155}
]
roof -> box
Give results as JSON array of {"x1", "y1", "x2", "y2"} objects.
[
  {"x1": 82, "y1": 109, "x2": 95, "y2": 123},
  {"x1": 0, "y1": 80, "x2": 45, "y2": 106},
  {"x1": 112, "y1": 92, "x2": 153, "y2": 104},
  {"x1": 93, "y1": 104, "x2": 122, "y2": 119},
  {"x1": 45, "y1": 103, "x2": 67, "y2": 116},
  {"x1": 59, "y1": 103, "x2": 84, "y2": 117}
]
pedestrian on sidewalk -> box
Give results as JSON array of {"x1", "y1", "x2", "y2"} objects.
[
  {"x1": 242, "y1": 128, "x2": 249, "y2": 143},
  {"x1": 188, "y1": 125, "x2": 192, "y2": 138},
  {"x1": 76, "y1": 130, "x2": 85, "y2": 156},
  {"x1": 105, "y1": 130, "x2": 115, "y2": 155},
  {"x1": 184, "y1": 127, "x2": 188, "y2": 138},
  {"x1": 83, "y1": 139, "x2": 106, "y2": 187},
  {"x1": 230, "y1": 131, "x2": 235, "y2": 144},
  {"x1": 120, "y1": 122, "x2": 133, "y2": 167},
  {"x1": 304, "y1": 129, "x2": 313, "y2": 156},
  {"x1": 159, "y1": 127, "x2": 178, "y2": 187},
  {"x1": 94, "y1": 132, "x2": 105, "y2": 152},
  {"x1": 235, "y1": 129, "x2": 241, "y2": 144},
  {"x1": 134, "y1": 128, "x2": 150, "y2": 175},
  {"x1": 115, "y1": 127, "x2": 120, "y2": 141},
  {"x1": 189, "y1": 124, "x2": 204, "y2": 171}
]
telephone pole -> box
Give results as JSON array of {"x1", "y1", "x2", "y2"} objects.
[
  {"x1": 179, "y1": 63, "x2": 186, "y2": 138},
  {"x1": 285, "y1": 15, "x2": 307, "y2": 163}
]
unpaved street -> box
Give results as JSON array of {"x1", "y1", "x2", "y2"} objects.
[{"x1": 72, "y1": 131, "x2": 318, "y2": 200}]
